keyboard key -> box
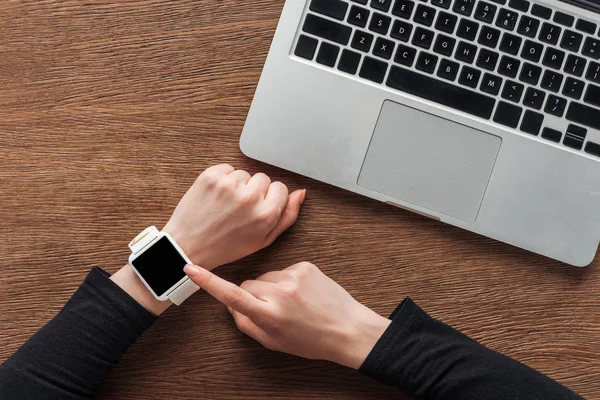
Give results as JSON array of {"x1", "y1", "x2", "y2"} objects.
[
  {"x1": 585, "y1": 141, "x2": 600, "y2": 157},
  {"x1": 351, "y1": 30, "x2": 374, "y2": 52},
  {"x1": 509, "y1": 0, "x2": 529, "y2": 12},
  {"x1": 494, "y1": 101, "x2": 523, "y2": 128},
  {"x1": 531, "y1": 4, "x2": 551, "y2": 20},
  {"x1": 392, "y1": 0, "x2": 415, "y2": 19},
  {"x1": 565, "y1": 55, "x2": 586, "y2": 77},
  {"x1": 498, "y1": 55, "x2": 520, "y2": 77},
  {"x1": 413, "y1": 27, "x2": 435, "y2": 49},
  {"x1": 303, "y1": 14, "x2": 352, "y2": 45},
  {"x1": 475, "y1": 2, "x2": 497, "y2": 23},
  {"x1": 416, "y1": 51, "x2": 439, "y2": 73},
  {"x1": 352, "y1": 0, "x2": 368, "y2": 4},
  {"x1": 489, "y1": 0, "x2": 507, "y2": 4},
  {"x1": 370, "y1": 0, "x2": 392, "y2": 12},
  {"x1": 502, "y1": 80, "x2": 524, "y2": 102},
  {"x1": 477, "y1": 48, "x2": 499, "y2": 70},
  {"x1": 582, "y1": 38, "x2": 600, "y2": 60},
  {"x1": 520, "y1": 110, "x2": 544, "y2": 135},
  {"x1": 523, "y1": 87, "x2": 546, "y2": 109},
  {"x1": 560, "y1": 30, "x2": 583, "y2": 53},
  {"x1": 373, "y1": 37, "x2": 395, "y2": 59},
  {"x1": 386, "y1": 65, "x2": 496, "y2": 118},
  {"x1": 545, "y1": 94, "x2": 567, "y2": 117},
  {"x1": 455, "y1": 41, "x2": 477, "y2": 63},
  {"x1": 437, "y1": 58, "x2": 460, "y2": 80},
  {"x1": 584, "y1": 83, "x2": 600, "y2": 108},
  {"x1": 539, "y1": 23, "x2": 561, "y2": 45},
  {"x1": 478, "y1": 26, "x2": 501, "y2": 48},
  {"x1": 434, "y1": 34, "x2": 456, "y2": 56},
  {"x1": 431, "y1": 0, "x2": 452, "y2": 9},
  {"x1": 499, "y1": 33, "x2": 522, "y2": 55},
  {"x1": 359, "y1": 56, "x2": 388, "y2": 83},
  {"x1": 295, "y1": 35, "x2": 319, "y2": 60},
  {"x1": 453, "y1": 0, "x2": 476, "y2": 16},
  {"x1": 457, "y1": 19, "x2": 479, "y2": 41},
  {"x1": 563, "y1": 77, "x2": 585, "y2": 99},
  {"x1": 369, "y1": 12, "x2": 392, "y2": 34},
  {"x1": 554, "y1": 11, "x2": 574, "y2": 27},
  {"x1": 338, "y1": 49, "x2": 362, "y2": 74},
  {"x1": 564, "y1": 125, "x2": 586, "y2": 150},
  {"x1": 435, "y1": 12, "x2": 458, "y2": 33},
  {"x1": 542, "y1": 47, "x2": 565, "y2": 70},
  {"x1": 316, "y1": 42, "x2": 340, "y2": 67},
  {"x1": 586, "y1": 62, "x2": 600, "y2": 83},
  {"x1": 459, "y1": 66, "x2": 482, "y2": 88},
  {"x1": 348, "y1": 5, "x2": 370, "y2": 27},
  {"x1": 519, "y1": 62, "x2": 541, "y2": 85},
  {"x1": 414, "y1": 5, "x2": 436, "y2": 26},
  {"x1": 576, "y1": 19, "x2": 596, "y2": 35},
  {"x1": 496, "y1": 8, "x2": 518, "y2": 31},
  {"x1": 521, "y1": 40, "x2": 543, "y2": 62},
  {"x1": 310, "y1": 0, "x2": 349, "y2": 20},
  {"x1": 394, "y1": 44, "x2": 417, "y2": 66},
  {"x1": 564, "y1": 136, "x2": 584, "y2": 150},
  {"x1": 542, "y1": 127, "x2": 562, "y2": 142},
  {"x1": 568, "y1": 124, "x2": 587, "y2": 139},
  {"x1": 480, "y1": 72, "x2": 503, "y2": 95},
  {"x1": 541, "y1": 70, "x2": 564, "y2": 93},
  {"x1": 517, "y1": 15, "x2": 540, "y2": 38},
  {"x1": 391, "y1": 20, "x2": 413, "y2": 41}
]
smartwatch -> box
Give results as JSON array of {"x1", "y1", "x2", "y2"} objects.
[{"x1": 128, "y1": 226, "x2": 199, "y2": 305}]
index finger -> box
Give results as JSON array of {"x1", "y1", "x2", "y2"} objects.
[
  {"x1": 202, "y1": 163, "x2": 235, "y2": 178},
  {"x1": 184, "y1": 265, "x2": 267, "y2": 318}
]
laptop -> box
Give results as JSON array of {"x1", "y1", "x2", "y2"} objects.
[{"x1": 240, "y1": 0, "x2": 600, "y2": 266}]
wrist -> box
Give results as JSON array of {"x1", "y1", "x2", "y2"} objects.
[
  {"x1": 334, "y1": 305, "x2": 391, "y2": 370},
  {"x1": 111, "y1": 265, "x2": 172, "y2": 316},
  {"x1": 161, "y1": 224, "x2": 218, "y2": 271}
]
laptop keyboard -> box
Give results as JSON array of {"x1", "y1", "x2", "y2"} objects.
[{"x1": 293, "y1": 0, "x2": 600, "y2": 158}]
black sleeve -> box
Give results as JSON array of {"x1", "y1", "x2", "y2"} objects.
[
  {"x1": 0, "y1": 268, "x2": 157, "y2": 400},
  {"x1": 360, "y1": 298, "x2": 583, "y2": 400}
]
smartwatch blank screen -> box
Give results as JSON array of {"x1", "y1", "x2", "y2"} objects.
[{"x1": 131, "y1": 236, "x2": 187, "y2": 297}]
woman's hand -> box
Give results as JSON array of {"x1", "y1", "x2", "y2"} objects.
[
  {"x1": 163, "y1": 164, "x2": 306, "y2": 270},
  {"x1": 183, "y1": 262, "x2": 391, "y2": 369}
]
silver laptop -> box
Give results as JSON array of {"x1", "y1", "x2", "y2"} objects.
[{"x1": 240, "y1": 0, "x2": 600, "y2": 266}]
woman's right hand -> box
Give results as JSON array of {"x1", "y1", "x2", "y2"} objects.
[{"x1": 183, "y1": 262, "x2": 391, "y2": 369}]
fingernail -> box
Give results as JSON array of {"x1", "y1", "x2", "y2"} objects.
[
  {"x1": 184, "y1": 264, "x2": 201, "y2": 277},
  {"x1": 301, "y1": 189, "x2": 307, "y2": 204}
]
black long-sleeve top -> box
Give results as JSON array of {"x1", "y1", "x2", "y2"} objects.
[{"x1": 0, "y1": 268, "x2": 583, "y2": 400}]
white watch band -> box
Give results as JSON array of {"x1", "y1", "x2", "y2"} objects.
[
  {"x1": 128, "y1": 226, "x2": 161, "y2": 254},
  {"x1": 167, "y1": 279, "x2": 200, "y2": 306},
  {"x1": 128, "y1": 226, "x2": 199, "y2": 306}
]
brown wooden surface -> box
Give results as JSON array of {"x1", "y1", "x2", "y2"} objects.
[{"x1": 0, "y1": 1, "x2": 598, "y2": 399}]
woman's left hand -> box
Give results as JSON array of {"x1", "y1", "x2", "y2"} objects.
[{"x1": 163, "y1": 164, "x2": 306, "y2": 270}]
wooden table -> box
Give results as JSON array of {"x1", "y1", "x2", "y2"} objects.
[{"x1": 0, "y1": 1, "x2": 598, "y2": 399}]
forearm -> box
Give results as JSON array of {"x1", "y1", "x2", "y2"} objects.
[
  {"x1": 359, "y1": 298, "x2": 583, "y2": 400},
  {"x1": 0, "y1": 268, "x2": 157, "y2": 400},
  {"x1": 111, "y1": 264, "x2": 172, "y2": 316}
]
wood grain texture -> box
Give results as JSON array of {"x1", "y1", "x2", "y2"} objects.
[{"x1": 0, "y1": 1, "x2": 598, "y2": 399}]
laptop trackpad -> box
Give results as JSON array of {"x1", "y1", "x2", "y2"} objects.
[{"x1": 358, "y1": 101, "x2": 501, "y2": 223}]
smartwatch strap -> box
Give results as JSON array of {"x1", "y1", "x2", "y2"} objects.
[
  {"x1": 128, "y1": 226, "x2": 199, "y2": 305},
  {"x1": 128, "y1": 226, "x2": 160, "y2": 254},
  {"x1": 169, "y1": 279, "x2": 199, "y2": 306}
]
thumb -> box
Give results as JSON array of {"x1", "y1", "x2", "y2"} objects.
[
  {"x1": 265, "y1": 189, "x2": 306, "y2": 245},
  {"x1": 184, "y1": 264, "x2": 266, "y2": 318}
]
